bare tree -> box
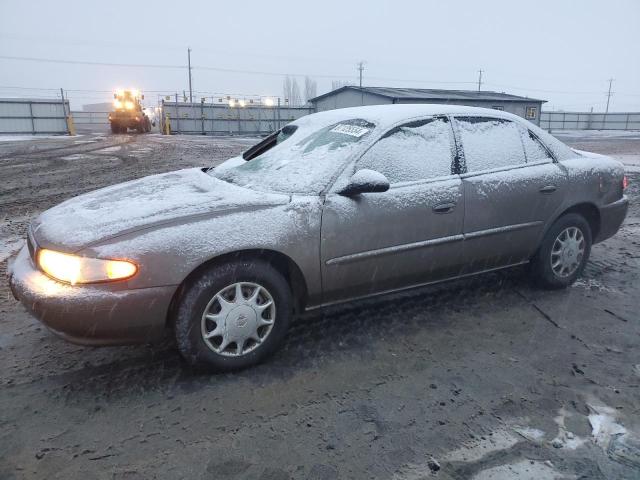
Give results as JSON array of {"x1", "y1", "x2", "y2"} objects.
[
  {"x1": 283, "y1": 76, "x2": 302, "y2": 107},
  {"x1": 304, "y1": 76, "x2": 317, "y2": 104},
  {"x1": 331, "y1": 80, "x2": 354, "y2": 90}
]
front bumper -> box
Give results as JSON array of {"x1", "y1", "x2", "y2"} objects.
[
  {"x1": 595, "y1": 196, "x2": 629, "y2": 243},
  {"x1": 109, "y1": 113, "x2": 143, "y2": 128},
  {"x1": 8, "y1": 245, "x2": 176, "y2": 346}
]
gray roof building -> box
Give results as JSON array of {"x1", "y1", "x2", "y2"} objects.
[{"x1": 309, "y1": 86, "x2": 546, "y2": 125}]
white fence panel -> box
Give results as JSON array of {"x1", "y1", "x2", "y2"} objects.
[
  {"x1": 161, "y1": 101, "x2": 313, "y2": 135},
  {"x1": 0, "y1": 98, "x2": 70, "y2": 134},
  {"x1": 541, "y1": 111, "x2": 640, "y2": 131}
]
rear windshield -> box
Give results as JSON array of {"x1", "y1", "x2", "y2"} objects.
[{"x1": 212, "y1": 119, "x2": 375, "y2": 194}]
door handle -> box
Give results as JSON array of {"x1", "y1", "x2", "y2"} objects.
[
  {"x1": 539, "y1": 185, "x2": 557, "y2": 194},
  {"x1": 433, "y1": 202, "x2": 457, "y2": 214}
]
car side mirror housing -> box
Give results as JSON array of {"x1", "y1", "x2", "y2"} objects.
[{"x1": 338, "y1": 169, "x2": 390, "y2": 196}]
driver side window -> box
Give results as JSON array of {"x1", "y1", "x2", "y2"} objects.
[{"x1": 356, "y1": 117, "x2": 455, "y2": 184}]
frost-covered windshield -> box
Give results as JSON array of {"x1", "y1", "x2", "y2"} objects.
[{"x1": 212, "y1": 118, "x2": 375, "y2": 193}]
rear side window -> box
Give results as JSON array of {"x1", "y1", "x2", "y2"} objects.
[
  {"x1": 522, "y1": 130, "x2": 553, "y2": 163},
  {"x1": 455, "y1": 117, "x2": 526, "y2": 173},
  {"x1": 356, "y1": 117, "x2": 454, "y2": 184}
]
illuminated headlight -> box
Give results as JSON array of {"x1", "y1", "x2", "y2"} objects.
[
  {"x1": 114, "y1": 99, "x2": 122, "y2": 109},
  {"x1": 37, "y1": 249, "x2": 137, "y2": 285},
  {"x1": 125, "y1": 101, "x2": 135, "y2": 110}
]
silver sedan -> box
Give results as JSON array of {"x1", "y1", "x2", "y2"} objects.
[{"x1": 8, "y1": 105, "x2": 628, "y2": 370}]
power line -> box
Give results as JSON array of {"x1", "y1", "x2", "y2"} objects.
[
  {"x1": 0, "y1": 56, "x2": 637, "y2": 100},
  {"x1": 0, "y1": 54, "x2": 475, "y2": 84}
]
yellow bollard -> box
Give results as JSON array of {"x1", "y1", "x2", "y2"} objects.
[{"x1": 66, "y1": 114, "x2": 76, "y2": 136}]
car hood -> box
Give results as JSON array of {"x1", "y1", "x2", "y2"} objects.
[{"x1": 32, "y1": 168, "x2": 290, "y2": 251}]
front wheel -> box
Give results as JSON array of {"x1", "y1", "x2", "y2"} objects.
[
  {"x1": 530, "y1": 213, "x2": 592, "y2": 289},
  {"x1": 173, "y1": 259, "x2": 293, "y2": 371}
]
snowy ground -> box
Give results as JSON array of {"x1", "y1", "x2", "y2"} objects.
[{"x1": 0, "y1": 132, "x2": 639, "y2": 479}]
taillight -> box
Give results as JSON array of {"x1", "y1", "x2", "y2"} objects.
[{"x1": 623, "y1": 175, "x2": 629, "y2": 190}]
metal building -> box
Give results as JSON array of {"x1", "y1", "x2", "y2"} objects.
[{"x1": 309, "y1": 86, "x2": 546, "y2": 125}]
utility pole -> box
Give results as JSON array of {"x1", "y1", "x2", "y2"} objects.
[
  {"x1": 187, "y1": 47, "x2": 193, "y2": 104},
  {"x1": 477, "y1": 69, "x2": 483, "y2": 92},
  {"x1": 605, "y1": 78, "x2": 614, "y2": 114},
  {"x1": 357, "y1": 61, "x2": 365, "y2": 88},
  {"x1": 357, "y1": 61, "x2": 365, "y2": 106}
]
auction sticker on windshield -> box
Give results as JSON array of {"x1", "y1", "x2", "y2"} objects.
[{"x1": 330, "y1": 124, "x2": 370, "y2": 138}]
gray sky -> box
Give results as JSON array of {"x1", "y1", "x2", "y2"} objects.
[{"x1": 1, "y1": 0, "x2": 638, "y2": 111}]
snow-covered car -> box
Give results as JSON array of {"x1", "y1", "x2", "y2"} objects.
[{"x1": 8, "y1": 105, "x2": 628, "y2": 370}]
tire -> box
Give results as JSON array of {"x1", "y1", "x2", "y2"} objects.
[
  {"x1": 110, "y1": 123, "x2": 119, "y2": 134},
  {"x1": 173, "y1": 259, "x2": 293, "y2": 371},
  {"x1": 530, "y1": 213, "x2": 592, "y2": 289}
]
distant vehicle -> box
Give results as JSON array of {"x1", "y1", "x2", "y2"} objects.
[
  {"x1": 108, "y1": 89, "x2": 151, "y2": 133},
  {"x1": 8, "y1": 105, "x2": 628, "y2": 371}
]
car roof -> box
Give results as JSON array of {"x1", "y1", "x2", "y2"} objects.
[{"x1": 293, "y1": 104, "x2": 526, "y2": 131}]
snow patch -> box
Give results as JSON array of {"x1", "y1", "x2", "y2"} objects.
[
  {"x1": 0, "y1": 134, "x2": 72, "y2": 142},
  {"x1": 588, "y1": 403, "x2": 627, "y2": 446},
  {"x1": 550, "y1": 407, "x2": 587, "y2": 450},
  {"x1": 0, "y1": 238, "x2": 24, "y2": 263},
  {"x1": 61, "y1": 154, "x2": 87, "y2": 161},
  {"x1": 472, "y1": 460, "x2": 564, "y2": 480},
  {"x1": 98, "y1": 145, "x2": 122, "y2": 153},
  {"x1": 572, "y1": 278, "x2": 620, "y2": 294},
  {"x1": 513, "y1": 426, "x2": 546, "y2": 442},
  {"x1": 444, "y1": 430, "x2": 519, "y2": 463}
]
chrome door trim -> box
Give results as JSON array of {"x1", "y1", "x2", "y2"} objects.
[
  {"x1": 464, "y1": 221, "x2": 543, "y2": 239},
  {"x1": 326, "y1": 234, "x2": 465, "y2": 266},
  {"x1": 325, "y1": 221, "x2": 542, "y2": 266}
]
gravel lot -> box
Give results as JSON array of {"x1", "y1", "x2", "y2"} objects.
[{"x1": 0, "y1": 131, "x2": 639, "y2": 479}]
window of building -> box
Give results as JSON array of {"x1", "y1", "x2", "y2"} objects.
[
  {"x1": 526, "y1": 106, "x2": 538, "y2": 119},
  {"x1": 492, "y1": 105, "x2": 504, "y2": 111},
  {"x1": 454, "y1": 117, "x2": 526, "y2": 173},
  {"x1": 357, "y1": 117, "x2": 454, "y2": 184}
]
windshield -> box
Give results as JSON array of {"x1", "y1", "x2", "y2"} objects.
[{"x1": 212, "y1": 118, "x2": 375, "y2": 194}]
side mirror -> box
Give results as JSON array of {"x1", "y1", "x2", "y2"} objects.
[{"x1": 338, "y1": 169, "x2": 390, "y2": 196}]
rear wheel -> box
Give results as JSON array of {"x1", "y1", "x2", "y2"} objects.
[
  {"x1": 173, "y1": 259, "x2": 293, "y2": 371},
  {"x1": 530, "y1": 213, "x2": 592, "y2": 289},
  {"x1": 110, "y1": 123, "x2": 119, "y2": 134}
]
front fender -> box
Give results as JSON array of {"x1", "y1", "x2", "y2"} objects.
[{"x1": 80, "y1": 196, "x2": 324, "y2": 305}]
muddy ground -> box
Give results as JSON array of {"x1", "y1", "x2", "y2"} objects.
[{"x1": 0, "y1": 131, "x2": 639, "y2": 479}]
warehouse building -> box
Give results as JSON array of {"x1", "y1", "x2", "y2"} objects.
[{"x1": 309, "y1": 86, "x2": 546, "y2": 125}]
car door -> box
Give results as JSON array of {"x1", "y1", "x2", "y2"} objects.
[
  {"x1": 320, "y1": 116, "x2": 466, "y2": 305},
  {"x1": 453, "y1": 116, "x2": 568, "y2": 272}
]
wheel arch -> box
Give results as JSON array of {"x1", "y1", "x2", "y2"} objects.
[
  {"x1": 165, "y1": 249, "x2": 309, "y2": 328},
  {"x1": 553, "y1": 202, "x2": 601, "y2": 240}
]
